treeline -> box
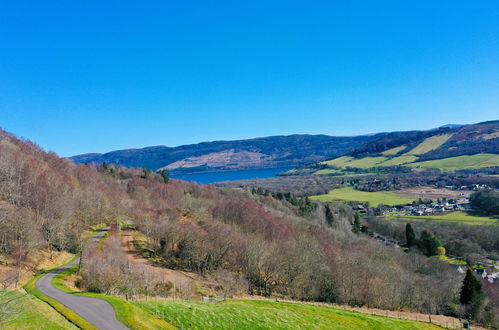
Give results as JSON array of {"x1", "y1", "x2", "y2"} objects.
[
  {"x1": 250, "y1": 187, "x2": 317, "y2": 215},
  {"x1": 470, "y1": 189, "x2": 499, "y2": 215},
  {"x1": 366, "y1": 217, "x2": 499, "y2": 262}
]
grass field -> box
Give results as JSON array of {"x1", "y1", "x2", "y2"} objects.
[
  {"x1": 1, "y1": 291, "x2": 78, "y2": 329},
  {"x1": 405, "y1": 134, "x2": 453, "y2": 155},
  {"x1": 321, "y1": 156, "x2": 388, "y2": 169},
  {"x1": 321, "y1": 156, "x2": 355, "y2": 167},
  {"x1": 407, "y1": 153, "x2": 499, "y2": 171},
  {"x1": 135, "y1": 299, "x2": 443, "y2": 330},
  {"x1": 310, "y1": 187, "x2": 416, "y2": 206},
  {"x1": 389, "y1": 211, "x2": 498, "y2": 226},
  {"x1": 379, "y1": 155, "x2": 418, "y2": 166},
  {"x1": 382, "y1": 145, "x2": 407, "y2": 156}
]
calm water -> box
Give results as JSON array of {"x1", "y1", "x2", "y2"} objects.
[{"x1": 170, "y1": 167, "x2": 293, "y2": 184}]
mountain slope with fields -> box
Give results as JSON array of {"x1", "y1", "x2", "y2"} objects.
[
  {"x1": 72, "y1": 121, "x2": 498, "y2": 174},
  {"x1": 299, "y1": 121, "x2": 499, "y2": 173}
]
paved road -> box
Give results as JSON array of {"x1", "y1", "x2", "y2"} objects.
[{"x1": 36, "y1": 229, "x2": 128, "y2": 330}]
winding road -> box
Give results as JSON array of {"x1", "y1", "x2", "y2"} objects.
[{"x1": 36, "y1": 228, "x2": 128, "y2": 330}]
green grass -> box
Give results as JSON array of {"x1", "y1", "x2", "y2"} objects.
[
  {"x1": 310, "y1": 187, "x2": 416, "y2": 207},
  {"x1": 321, "y1": 156, "x2": 355, "y2": 167},
  {"x1": 388, "y1": 211, "x2": 498, "y2": 226},
  {"x1": 379, "y1": 155, "x2": 418, "y2": 166},
  {"x1": 52, "y1": 264, "x2": 174, "y2": 330},
  {"x1": 346, "y1": 157, "x2": 388, "y2": 168},
  {"x1": 382, "y1": 145, "x2": 407, "y2": 156},
  {"x1": 314, "y1": 168, "x2": 346, "y2": 175},
  {"x1": 407, "y1": 153, "x2": 499, "y2": 171},
  {"x1": 320, "y1": 156, "x2": 388, "y2": 169},
  {"x1": 135, "y1": 299, "x2": 442, "y2": 330},
  {"x1": 1, "y1": 291, "x2": 78, "y2": 329},
  {"x1": 405, "y1": 134, "x2": 453, "y2": 155}
]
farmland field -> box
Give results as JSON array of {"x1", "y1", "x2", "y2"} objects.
[
  {"x1": 405, "y1": 134, "x2": 453, "y2": 155},
  {"x1": 379, "y1": 155, "x2": 418, "y2": 166},
  {"x1": 382, "y1": 145, "x2": 407, "y2": 155},
  {"x1": 407, "y1": 153, "x2": 499, "y2": 171},
  {"x1": 388, "y1": 211, "x2": 498, "y2": 226},
  {"x1": 135, "y1": 299, "x2": 443, "y2": 330},
  {"x1": 321, "y1": 156, "x2": 388, "y2": 169},
  {"x1": 310, "y1": 187, "x2": 416, "y2": 206}
]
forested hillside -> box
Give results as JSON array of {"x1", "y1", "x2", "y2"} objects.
[
  {"x1": 291, "y1": 121, "x2": 499, "y2": 175},
  {"x1": 1, "y1": 128, "x2": 497, "y2": 327},
  {"x1": 71, "y1": 134, "x2": 380, "y2": 173}
]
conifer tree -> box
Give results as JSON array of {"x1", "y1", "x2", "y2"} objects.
[
  {"x1": 159, "y1": 170, "x2": 169, "y2": 183},
  {"x1": 405, "y1": 223, "x2": 416, "y2": 247},
  {"x1": 325, "y1": 204, "x2": 334, "y2": 227},
  {"x1": 460, "y1": 268, "x2": 482, "y2": 305},
  {"x1": 353, "y1": 213, "x2": 361, "y2": 233}
]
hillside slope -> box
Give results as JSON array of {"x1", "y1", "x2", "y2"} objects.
[
  {"x1": 70, "y1": 134, "x2": 382, "y2": 173},
  {"x1": 303, "y1": 121, "x2": 499, "y2": 173}
]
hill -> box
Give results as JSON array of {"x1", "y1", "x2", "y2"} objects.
[
  {"x1": 298, "y1": 121, "x2": 499, "y2": 173},
  {"x1": 70, "y1": 134, "x2": 381, "y2": 173}
]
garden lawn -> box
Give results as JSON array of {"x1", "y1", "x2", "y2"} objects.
[
  {"x1": 310, "y1": 187, "x2": 416, "y2": 207},
  {"x1": 135, "y1": 299, "x2": 443, "y2": 330}
]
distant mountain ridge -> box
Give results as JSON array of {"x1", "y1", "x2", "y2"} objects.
[
  {"x1": 71, "y1": 134, "x2": 383, "y2": 173},
  {"x1": 71, "y1": 121, "x2": 499, "y2": 173}
]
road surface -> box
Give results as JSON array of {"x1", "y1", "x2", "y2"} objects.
[{"x1": 36, "y1": 229, "x2": 128, "y2": 330}]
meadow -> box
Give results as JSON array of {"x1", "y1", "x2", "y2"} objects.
[
  {"x1": 310, "y1": 187, "x2": 416, "y2": 206},
  {"x1": 135, "y1": 299, "x2": 443, "y2": 330},
  {"x1": 389, "y1": 211, "x2": 498, "y2": 226},
  {"x1": 407, "y1": 153, "x2": 499, "y2": 171},
  {"x1": 405, "y1": 134, "x2": 453, "y2": 155}
]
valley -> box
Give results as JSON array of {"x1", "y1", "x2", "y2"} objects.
[{"x1": 1, "y1": 120, "x2": 498, "y2": 329}]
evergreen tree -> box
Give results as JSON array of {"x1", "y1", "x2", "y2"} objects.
[
  {"x1": 405, "y1": 223, "x2": 416, "y2": 247},
  {"x1": 325, "y1": 204, "x2": 334, "y2": 227},
  {"x1": 353, "y1": 213, "x2": 361, "y2": 233},
  {"x1": 460, "y1": 269, "x2": 483, "y2": 305},
  {"x1": 460, "y1": 268, "x2": 484, "y2": 320},
  {"x1": 159, "y1": 170, "x2": 169, "y2": 183},
  {"x1": 417, "y1": 230, "x2": 441, "y2": 257}
]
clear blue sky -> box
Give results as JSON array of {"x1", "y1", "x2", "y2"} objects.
[{"x1": 1, "y1": 1, "x2": 498, "y2": 156}]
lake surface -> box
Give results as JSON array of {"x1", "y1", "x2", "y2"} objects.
[{"x1": 170, "y1": 167, "x2": 293, "y2": 184}]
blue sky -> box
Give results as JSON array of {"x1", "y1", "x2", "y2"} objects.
[{"x1": 1, "y1": 1, "x2": 498, "y2": 156}]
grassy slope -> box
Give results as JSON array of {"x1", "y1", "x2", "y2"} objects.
[
  {"x1": 135, "y1": 299, "x2": 443, "y2": 330},
  {"x1": 380, "y1": 155, "x2": 418, "y2": 166},
  {"x1": 389, "y1": 211, "x2": 498, "y2": 226},
  {"x1": 382, "y1": 145, "x2": 407, "y2": 156},
  {"x1": 310, "y1": 187, "x2": 416, "y2": 207},
  {"x1": 407, "y1": 153, "x2": 499, "y2": 171},
  {"x1": 346, "y1": 157, "x2": 387, "y2": 168},
  {"x1": 405, "y1": 134, "x2": 453, "y2": 155},
  {"x1": 321, "y1": 156, "x2": 355, "y2": 167},
  {"x1": 321, "y1": 156, "x2": 388, "y2": 169},
  {"x1": 1, "y1": 291, "x2": 78, "y2": 330}
]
